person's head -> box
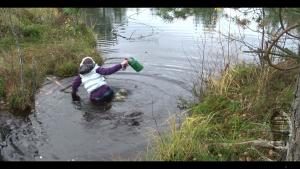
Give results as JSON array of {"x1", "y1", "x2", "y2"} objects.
[{"x1": 79, "y1": 56, "x2": 96, "y2": 74}]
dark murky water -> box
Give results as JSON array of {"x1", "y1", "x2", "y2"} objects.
[{"x1": 0, "y1": 8, "x2": 260, "y2": 161}]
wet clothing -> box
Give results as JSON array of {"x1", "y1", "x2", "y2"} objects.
[
  {"x1": 72, "y1": 64, "x2": 122, "y2": 103},
  {"x1": 80, "y1": 64, "x2": 107, "y2": 94},
  {"x1": 92, "y1": 87, "x2": 114, "y2": 103}
]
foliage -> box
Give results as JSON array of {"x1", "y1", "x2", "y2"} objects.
[
  {"x1": 7, "y1": 88, "x2": 32, "y2": 114},
  {"x1": 62, "y1": 8, "x2": 81, "y2": 15}
]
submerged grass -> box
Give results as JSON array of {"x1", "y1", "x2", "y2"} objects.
[
  {"x1": 0, "y1": 8, "x2": 102, "y2": 114},
  {"x1": 147, "y1": 63, "x2": 297, "y2": 161}
]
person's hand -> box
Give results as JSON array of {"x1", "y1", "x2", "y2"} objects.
[
  {"x1": 121, "y1": 59, "x2": 128, "y2": 70},
  {"x1": 72, "y1": 92, "x2": 80, "y2": 101}
]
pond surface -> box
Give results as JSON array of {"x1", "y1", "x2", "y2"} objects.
[{"x1": 0, "y1": 8, "x2": 259, "y2": 161}]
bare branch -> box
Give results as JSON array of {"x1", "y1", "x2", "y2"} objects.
[
  {"x1": 279, "y1": 8, "x2": 300, "y2": 40},
  {"x1": 263, "y1": 24, "x2": 300, "y2": 70},
  {"x1": 244, "y1": 48, "x2": 299, "y2": 60}
]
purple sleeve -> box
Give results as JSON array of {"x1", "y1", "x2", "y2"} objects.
[
  {"x1": 96, "y1": 64, "x2": 122, "y2": 75},
  {"x1": 72, "y1": 75, "x2": 82, "y2": 93}
]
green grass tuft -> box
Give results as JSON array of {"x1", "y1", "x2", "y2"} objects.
[{"x1": 148, "y1": 64, "x2": 297, "y2": 161}]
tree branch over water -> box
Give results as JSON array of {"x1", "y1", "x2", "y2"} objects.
[
  {"x1": 263, "y1": 24, "x2": 300, "y2": 70},
  {"x1": 219, "y1": 8, "x2": 300, "y2": 71}
]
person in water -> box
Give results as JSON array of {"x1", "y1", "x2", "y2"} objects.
[{"x1": 71, "y1": 56, "x2": 128, "y2": 104}]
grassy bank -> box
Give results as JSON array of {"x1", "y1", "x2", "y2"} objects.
[
  {"x1": 147, "y1": 63, "x2": 297, "y2": 161},
  {"x1": 0, "y1": 8, "x2": 102, "y2": 114}
]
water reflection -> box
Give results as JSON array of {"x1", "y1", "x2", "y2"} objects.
[
  {"x1": 84, "y1": 8, "x2": 127, "y2": 54},
  {"x1": 83, "y1": 8, "x2": 226, "y2": 54},
  {"x1": 153, "y1": 8, "x2": 223, "y2": 31}
]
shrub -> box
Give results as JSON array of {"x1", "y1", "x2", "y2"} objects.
[
  {"x1": 55, "y1": 61, "x2": 78, "y2": 77},
  {"x1": 22, "y1": 24, "x2": 43, "y2": 40},
  {"x1": 8, "y1": 88, "x2": 32, "y2": 115}
]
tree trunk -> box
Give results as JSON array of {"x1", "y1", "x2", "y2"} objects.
[{"x1": 286, "y1": 69, "x2": 300, "y2": 160}]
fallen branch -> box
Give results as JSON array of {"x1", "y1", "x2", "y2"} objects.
[
  {"x1": 46, "y1": 77, "x2": 72, "y2": 93},
  {"x1": 60, "y1": 84, "x2": 72, "y2": 93},
  {"x1": 112, "y1": 32, "x2": 129, "y2": 40},
  {"x1": 214, "y1": 139, "x2": 287, "y2": 150},
  {"x1": 250, "y1": 146, "x2": 274, "y2": 161}
]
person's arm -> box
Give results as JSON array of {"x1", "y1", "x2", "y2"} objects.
[
  {"x1": 71, "y1": 75, "x2": 82, "y2": 101},
  {"x1": 96, "y1": 64, "x2": 122, "y2": 75},
  {"x1": 96, "y1": 59, "x2": 128, "y2": 75}
]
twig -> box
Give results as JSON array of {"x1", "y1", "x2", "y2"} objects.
[
  {"x1": 112, "y1": 32, "x2": 129, "y2": 39},
  {"x1": 272, "y1": 43, "x2": 299, "y2": 59},
  {"x1": 111, "y1": 9, "x2": 159, "y2": 41},
  {"x1": 110, "y1": 9, "x2": 147, "y2": 34},
  {"x1": 263, "y1": 23, "x2": 300, "y2": 70},
  {"x1": 279, "y1": 8, "x2": 300, "y2": 40},
  {"x1": 129, "y1": 30, "x2": 136, "y2": 40},
  {"x1": 250, "y1": 146, "x2": 274, "y2": 161},
  {"x1": 218, "y1": 31, "x2": 257, "y2": 52},
  {"x1": 60, "y1": 84, "x2": 72, "y2": 93},
  {"x1": 243, "y1": 49, "x2": 299, "y2": 59},
  {"x1": 151, "y1": 95, "x2": 165, "y2": 146},
  {"x1": 260, "y1": 8, "x2": 266, "y2": 66}
]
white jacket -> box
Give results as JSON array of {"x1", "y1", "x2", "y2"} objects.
[{"x1": 79, "y1": 64, "x2": 107, "y2": 94}]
